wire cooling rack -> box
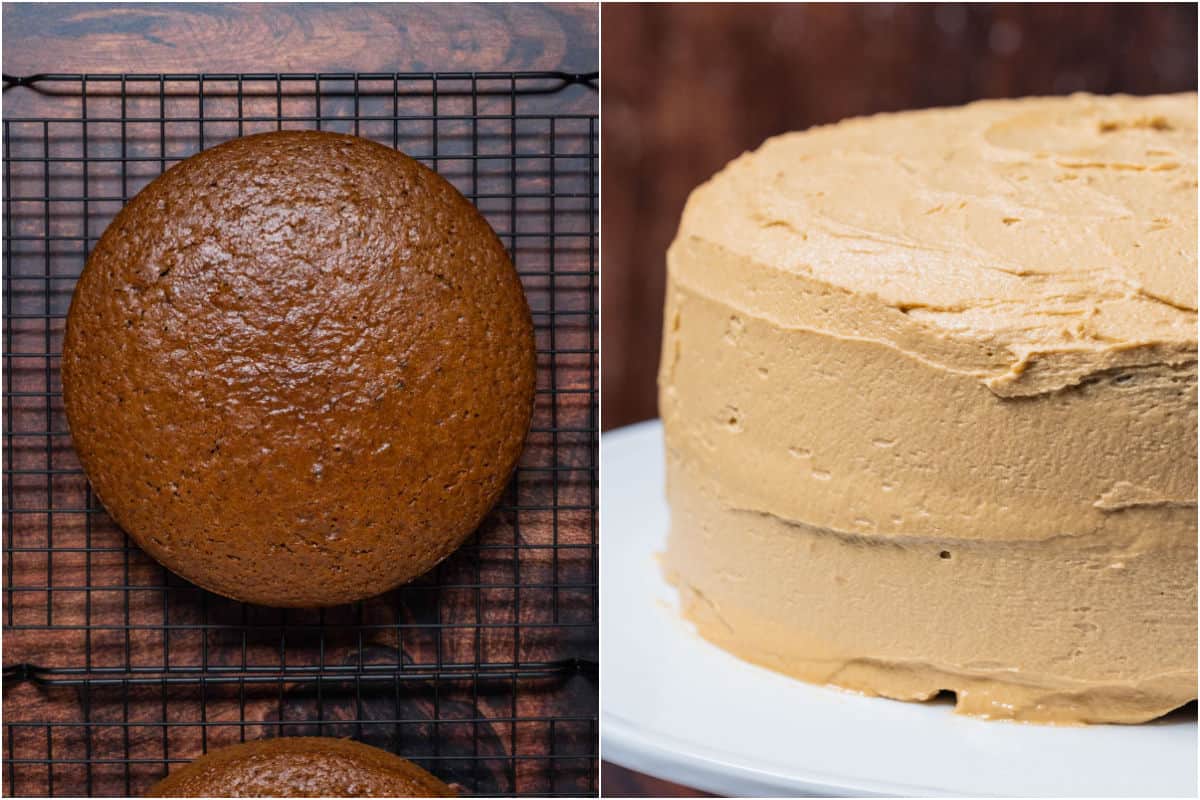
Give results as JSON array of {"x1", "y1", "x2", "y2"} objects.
[{"x1": 1, "y1": 72, "x2": 598, "y2": 797}]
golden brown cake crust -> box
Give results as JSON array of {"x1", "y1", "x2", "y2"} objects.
[
  {"x1": 62, "y1": 130, "x2": 535, "y2": 607},
  {"x1": 144, "y1": 737, "x2": 455, "y2": 797}
]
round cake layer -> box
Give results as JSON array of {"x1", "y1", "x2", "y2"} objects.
[
  {"x1": 659, "y1": 94, "x2": 1198, "y2": 723},
  {"x1": 664, "y1": 452, "x2": 1196, "y2": 724},
  {"x1": 63, "y1": 131, "x2": 535, "y2": 607},
  {"x1": 144, "y1": 737, "x2": 455, "y2": 797}
]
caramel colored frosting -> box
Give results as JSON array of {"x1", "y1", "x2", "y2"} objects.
[{"x1": 659, "y1": 94, "x2": 1197, "y2": 724}]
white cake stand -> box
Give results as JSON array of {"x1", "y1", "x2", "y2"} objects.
[{"x1": 601, "y1": 420, "x2": 1198, "y2": 798}]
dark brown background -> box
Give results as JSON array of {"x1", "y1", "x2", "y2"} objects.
[
  {"x1": 601, "y1": 3, "x2": 1196, "y2": 796},
  {"x1": 601, "y1": 1, "x2": 1199, "y2": 433}
]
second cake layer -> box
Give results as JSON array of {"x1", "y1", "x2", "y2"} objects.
[{"x1": 663, "y1": 450, "x2": 1197, "y2": 724}]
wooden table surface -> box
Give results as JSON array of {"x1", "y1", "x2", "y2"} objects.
[
  {"x1": 2, "y1": 3, "x2": 597, "y2": 73},
  {"x1": 2, "y1": 3, "x2": 598, "y2": 797},
  {"x1": 2, "y1": 3, "x2": 598, "y2": 124}
]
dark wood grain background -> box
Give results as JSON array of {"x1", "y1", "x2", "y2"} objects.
[
  {"x1": 2, "y1": 3, "x2": 598, "y2": 797},
  {"x1": 601, "y1": 1, "x2": 1199, "y2": 432},
  {"x1": 2, "y1": 3, "x2": 598, "y2": 73}
]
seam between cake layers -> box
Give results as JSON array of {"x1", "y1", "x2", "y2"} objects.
[{"x1": 662, "y1": 442, "x2": 1196, "y2": 550}]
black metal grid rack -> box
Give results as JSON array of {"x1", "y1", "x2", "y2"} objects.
[{"x1": 1, "y1": 72, "x2": 598, "y2": 797}]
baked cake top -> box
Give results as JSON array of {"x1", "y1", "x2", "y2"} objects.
[
  {"x1": 62, "y1": 131, "x2": 535, "y2": 607},
  {"x1": 145, "y1": 737, "x2": 455, "y2": 797}
]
